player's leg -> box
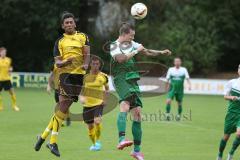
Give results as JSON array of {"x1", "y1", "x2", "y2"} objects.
[
  {"x1": 228, "y1": 119, "x2": 240, "y2": 159},
  {"x1": 46, "y1": 95, "x2": 72, "y2": 156},
  {"x1": 48, "y1": 73, "x2": 83, "y2": 156},
  {"x1": 94, "y1": 105, "x2": 104, "y2": 149},
  {"x1": 117, "y1": 100, "x2": 133, "y2": 150},
  {"x1": 176, "y1": 93, "x2": 183, "y2": 121},
  {"x1": 130, "y1": 100, "x2": 144, "y2": 160},
  {"x1": 165, "y1": 98, "x2": 172, "y2": 121},
  {"x1": 217, "y1": 134, "x2": 230, "y2": 160},
  {"x1": 6, "y1": 81, "x2": 19, "y2": 111},
  {"x1": 165, "y1": 90, "x2": 174, "y2": 121},
  {"x1": 217, "y1": 112, "x2": 236, "y2": 160},
  {"x1": 83, "y1": 107, "x2": 97, "y2": 150},
  {"x1": 34, "y1": 103, "x2": 59, "y2": 151}
]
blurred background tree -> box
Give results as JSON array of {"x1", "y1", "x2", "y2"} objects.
[{"x1": 0, "y1": 0, "x2": 239, "y2": 75}]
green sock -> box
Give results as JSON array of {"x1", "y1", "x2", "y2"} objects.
[
  {"x1": 132, "y1": 121, "x2": 142, "y2": 152},
  {"x1": 117, "y1": 112, "x2": 127, "y2": 143},
  {"x1": 229, "y1": 136, "x2": 240, "y2": 155},
  {"x1": 166, "y1": 104, "x2": 171, "y2": 113},
  {"x1": 218, "y1": 139, "x2": 227, "y2": 157},
  {"x1": 178, "y1": 104, "x2": 182, "y2": 115}
]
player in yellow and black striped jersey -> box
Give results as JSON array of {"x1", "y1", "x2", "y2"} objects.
[
  {"x1": 0, "y1": 47, "x2": 19, "y2": 112},
  {"x1": 34, "y1": 12, "x2": 90, "y2": 157},
  {"x1": 80, "y1": 56, "x2": 109, "y2": 151}
]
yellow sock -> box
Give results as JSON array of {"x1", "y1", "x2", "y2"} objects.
[
  {"x1": 41, "y1": 116, "x2": 54, "y2": 139},
  {"x1": 95, "y1": 123, "x2": 102, "y2": 141},
  {"x1": 10, "y1": 93, "x2": 17, "y2": 107},
  {"x1": 50, "y1": 111, "x2": 66, "y2": 144},
  {"x1": 88, "y1": 127, "x2": 96, "y2": 145}
]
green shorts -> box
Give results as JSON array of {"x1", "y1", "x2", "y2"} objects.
[
  {"x1": 113, "y1": 76, "x2": 142, "y2": 108},
  {"x1": 224, "y1": 112, "x2": 240, "y2": 134},
  {"x1": 167, "y1": 89, "x2": 184, "y2": 102}
]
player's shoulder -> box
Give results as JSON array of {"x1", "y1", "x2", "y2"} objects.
[
  {"x1": 99, "y1": 72, "x2": 109, "y2": 81},
  {"x1": 180, "y1": 66, "x2": 188, "y2": 71},
  {"x1": 99, "y1": 72, "x2": 108, "y2": 77},
  {"x1": 168, "y1": 67, "x2": 175, "y2": 71},
  {"x1": 228, "y1": 78, "x2": 238, "y2": 84},
  {"x1": 55, "y1": 35, "x2": 64, "y2": 44},
  {"x1": 76, "y1": 31, "x2": 88, "y2": 38}
]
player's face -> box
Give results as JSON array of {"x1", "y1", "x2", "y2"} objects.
[
  {"x1": 62, "y1": 17, "x2": 76, "y2": 34},
  {"x1": 90, "y1": 60, "x2": 101, "y2": 72},
  {"x1": 238, "y1": 65, "x2": 240, "y2": 76},
  {"x1": 174, "y1": 58, "x2": 182, "y2": 67},
  {"x1": 0, "y1": 49, "x2": 6, "y2": 57},
  {"x1": 124, "y1": 29, "x2": 135, "y2": 42}
]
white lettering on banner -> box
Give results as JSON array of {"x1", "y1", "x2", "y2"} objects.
[{"x1": 159, "y1": 78, "x2": 228, "y2": 95}]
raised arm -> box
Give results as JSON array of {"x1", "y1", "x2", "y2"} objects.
[
  {"x1": 140, "y1": 48, "x2": 172, "y2": 56},
  {"x1": 82, "y1": 35, "x2": 90, "y2": 70}
]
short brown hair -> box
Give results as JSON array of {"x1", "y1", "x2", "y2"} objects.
[
  {"x1": 119, "y1": 22, "x2": 134, "y2": 35},
  {"x1": 61, "y1": 11, "x2": 75, "y2": 24}
]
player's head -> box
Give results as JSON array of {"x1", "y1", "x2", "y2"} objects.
[
  {"x1": 119, "y1": 22, "x2": 135, "y2": 42},
  {"x1": 0, "y1": 47, "x2": 7, "y2": 58},
  {"x1": 61, "y1": 12, "x2": 76, "y2": 35},
  {"x1": 174, "y1": 57, "x2": 182, "y2": 68},
  {"x1": 90, "y1": 56, "x2": 102, "y2": 72}
]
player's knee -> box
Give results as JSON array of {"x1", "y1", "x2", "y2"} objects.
[
  {"x1": 223, "y1": 135, "x2": 230, "y2": 141},
  {"x1": 133, "y1": 107, "x2": 141, "y2": 121},
  {"x1": 94, "y1": 117, "x2": 102, "y2": 125},
  {"x1": 88, "y1": 124, "x2": 94, "y2": 130},
  {"x1": 120, "y1": 101, "x2": 130, "y2": 112},
  {"x1": 166, "y1": 99, "x2": 171, "y2": 104}
]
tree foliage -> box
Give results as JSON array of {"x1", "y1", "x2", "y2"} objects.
[{"x1": 0, "y1": 0, "x2": 239, "y2": 74}]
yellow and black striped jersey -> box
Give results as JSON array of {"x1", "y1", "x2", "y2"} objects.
[
  {"x1": 53, "y1": 31, "x2": 90, "y2": 74},
  {"x1": 0, "y1": 57, "x2": 12, "y2": 81},
  {"x1": 82, "y1": 72, "x2": 108, "y2": 107}
]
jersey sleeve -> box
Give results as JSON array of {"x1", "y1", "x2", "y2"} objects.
[
  {"x1": 110, "y1": 42, "x2": 122, "y2": 58},
  {"x1": 224, "y1": 80, "x2": 233, "y2": 96},
  {"x1": 166, "y1": 68, "x2": 171, "y2": 80},
  {"x1": 82, "y1": 33, "x2": 90, "y2": 46},
  {"x1": 53, "y1": 37, "x2": 62, "y2": 57},
  {"x1": 132, "y1": 41, "x2": 142, "y2": 50},
  {"x1": 184, "y1": 68, "x2": 190, "y2": 79}
]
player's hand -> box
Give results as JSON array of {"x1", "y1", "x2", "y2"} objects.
[
  {"x1": 188, "y1": 85, "x2": 192, "y2": 91},
  {"x1": 81, "y1": 64, "x2": 89, "y2": 70},
  {"x1": 232, "y1": 96, "x2": 238, "y2": 101},
  {"x1": 79, "y1": 95, "x2": 86, "y2": 104},
  {"x1": 161, "y1": 49, "x2": 172, "y2": 56}
]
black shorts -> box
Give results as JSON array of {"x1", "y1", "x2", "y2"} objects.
[
  {"x1": 59, "y1": 73, "x2": 84, "y2": 102},
  {"x1": 0, "y1": 80, "x2": 12, "y2": 91},
  {"x1": 54, "y1": 89, "x2": 59, "y2": 103},
  {"x1": 83, "y1": 105, "x2": 104, "y2": 124}
]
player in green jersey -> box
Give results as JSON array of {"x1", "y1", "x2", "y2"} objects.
[
  {"x1": 165, "y1": 58, "x2": 191, "y2": 121},
  {"x1": 110, "y1": 22, "x2": 171, "y2": 160},
  {"x1": 217, "y1": 64, "x2": 240, "y2": 160}
]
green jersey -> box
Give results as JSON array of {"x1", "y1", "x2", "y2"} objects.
[
  {"x1": 166, "y1": 67, "x2": 190, "y2": 93},
  {"x1": 109, "y1": 40, "x2": 143, "y2": 107},
  {"x1": 224, "y1": 78, "x2": 240, "y2": 113},
  {"x1": 110, "y1": 40, "x2": 142, "y2": 80}
]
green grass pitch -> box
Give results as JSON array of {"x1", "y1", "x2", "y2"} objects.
[{"x1": 0, "y1": 88, "x2": 240, "y2": 160}]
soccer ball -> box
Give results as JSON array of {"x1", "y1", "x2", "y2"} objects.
[{"x1": 131, "y1": 3, "x2": 148, "y2": 20}]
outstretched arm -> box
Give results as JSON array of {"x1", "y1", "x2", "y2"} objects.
[{"x1": 140, "y1": 48, "x2": 172, "y2": 56}]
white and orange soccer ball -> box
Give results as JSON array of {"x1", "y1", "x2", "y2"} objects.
[{"x1": 131, "y1": 3, "x2": 148, "y2": 20}]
